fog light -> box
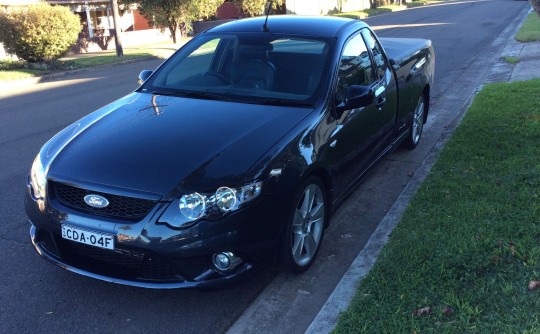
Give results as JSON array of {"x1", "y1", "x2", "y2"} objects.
[{"x1": 212, "y1": 252, "x2": 242, "y2": 272}]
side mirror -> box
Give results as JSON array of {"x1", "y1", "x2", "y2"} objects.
[
  {"x1": 389, "y1": 58, "x2": 399, "y2": 70},
  {"x1": 344, "y1": 85, "x2": 374, "y2": 108},
  {"x1": 138, "y1": 70, "x2": 153, "y2": 85}
]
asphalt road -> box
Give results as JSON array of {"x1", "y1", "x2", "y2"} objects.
[{"x1": 0, "y1": 1, "x2": 529, "y2": 333}]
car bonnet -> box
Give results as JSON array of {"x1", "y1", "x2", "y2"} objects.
[{"x1": 46, "y1": 92, "x2": 312, "y2": 198}]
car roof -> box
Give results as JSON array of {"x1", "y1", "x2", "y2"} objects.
[{"x1": 207, "y1": 15, "x2": 365, "y2": 38}]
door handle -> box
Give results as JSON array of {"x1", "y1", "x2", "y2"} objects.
[{"x1": 376, "y1": 97, "x2": 386, "y2": 110}]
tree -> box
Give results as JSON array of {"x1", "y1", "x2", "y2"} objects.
[
  {"x1": 192, "y1": 0, "x2": 223, "y2": 20},
  {"x1": 134, "y1": 0, "x2": 221, "y2": 43},
  {"x1": 531, "y1": 0, "x2": 540, "y2": 17},
  {"x1": 0, "y1": 2, "x2": 80, "y2": 63},
  {"x1": 134, "y1": 0, "x2": 184, "y2": 44},
  {"x1": 233, "y1": 0, "x2": 284, "y2": 17},
  {"x1": 110, "y1": 0, "x2": 124, "y2": 57}
]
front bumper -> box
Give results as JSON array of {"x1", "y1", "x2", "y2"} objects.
[
  {"x1": 30, "y1": 225, "x2": 255, "y2": 289},
  {"x1": 26, "y1": 183, "x2": 287, "y2": 289}
]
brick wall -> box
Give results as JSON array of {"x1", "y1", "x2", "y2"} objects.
[
  {"x1": 217, "y1": 2, "x2": 243, "y2": 19},
  {"x1": 133, "y1": 9, "x2": 152, "y2": 30}
]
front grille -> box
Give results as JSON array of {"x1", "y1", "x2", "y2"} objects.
[
  {"x1": 65, "y1": 240, "x2": 181, "y2": 281},
  {"x1": 69, "y1": 241, "x2": 145, "y2": 269},
  {"x1": 51, "y1": 182, "x2": 157, "y2": 221},
  {"x1": 46, "y1": 235, "x2": 183, "y2": 282}
]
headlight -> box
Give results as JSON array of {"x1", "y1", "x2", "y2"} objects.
[
  {"x1": 179, "y1": 192, "x2": 206, "y2": 220},
  {"x1": 179, "y1": 181, "x2": 262, "y2": 221},
  {"x1": 215, "y1": 187, "x2": 237, "y2": 212},
  {"x1": 30, "y1": 155, "x2": 47, "y2": 200}
]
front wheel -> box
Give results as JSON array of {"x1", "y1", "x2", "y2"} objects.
[
  {"x1": 279, "y1": 177, "x2": 326, "y2": 273},
  {"x1": 404, "y1": 94, "x2": 426, "y2": 149}
]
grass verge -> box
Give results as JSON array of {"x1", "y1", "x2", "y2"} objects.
[
  {"x1": 333, "y1": 79, "x2": 540, "y2": 333},
  {"x1": 0, "y1": 50, "x2": 154, "y2": 82},
  {"x1": 334, "y1": 1, "x2": 427, "y2": 19},
  {"x1": 516, "y1": 12, "x2": 540, "y2": 42},
  {"x1": 503, "y1": 56, "x2": 520, "y2": 64}
]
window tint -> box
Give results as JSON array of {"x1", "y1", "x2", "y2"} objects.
[
  {"x1": 142, "y1": 33, "x2": 331, "y2": 105},
  {"x1": 271, "y1": 39, "x2": 327, "y2": 54},
  {"x1": 157, "y1": 38, "x2": 221, "y2": 86},
  {"x1": 337, "y1": 33, "x2": 373, "y2": 103}
]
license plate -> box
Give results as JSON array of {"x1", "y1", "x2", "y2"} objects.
[{"x1": 61, "y1": 224, "x2": 114, "y2": 250}]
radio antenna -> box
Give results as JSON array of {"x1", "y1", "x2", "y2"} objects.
[{"x1": 262, "y1": 0, "x2": 273, "y2": 32}]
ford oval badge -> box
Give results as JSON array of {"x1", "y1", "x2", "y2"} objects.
[{"x1": 84, "y1": 194, "x2": 110, "y2": 208}]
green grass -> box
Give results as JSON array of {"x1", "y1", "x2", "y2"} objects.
[
  {"x1": 62, "y1": 51, "x2": 152, "y2": 68},
  {"x1": 0, "y1": 50, "x2": 154, "y2": 82},
  {"x1": 516, "y1": 12, "x2": 540, "y2": 42},
  {"x1": 334, "y1": 1, "x2": 427, "y2": 19},
  {"x1": 0, "y1": 59, "x2": 46, "y2": 80},
  {"x1": 334, "y1": 79, "x2": 540, "y2": 333},
  {"x1": 0, "y1": 69, "x2": 41, "y2": 81},
  {"x1": 503, "y1": 56, "x2": 520, "y2": 64}
]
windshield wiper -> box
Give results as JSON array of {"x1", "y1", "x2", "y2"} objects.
[
  {"x1": 249, "y1": 99, "x2": 313, "y2": 107},
  {"x1": 150, "y1": 91, "x2": 312, "y2": 107},
  {"x1": 150, "y1": 90, "x2": 182, "y2": 97},
  {"x1": 151, "y1": 90, "x2": 224, "y2": 101}
]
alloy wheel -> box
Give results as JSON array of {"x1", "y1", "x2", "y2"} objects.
[
  {"x1": 291, "y1": 183, "x2": 325, "y2": 266},
  {"x1": 411, "y1": 96, "x2": 425, "y2": 145}
]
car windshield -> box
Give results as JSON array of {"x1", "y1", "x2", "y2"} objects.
[{"x1": 139, "y1": 32, "x2": 332, "y2": 106}]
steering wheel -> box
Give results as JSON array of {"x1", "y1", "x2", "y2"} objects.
[{"x1": 204, "y1": 72, "x2": 232, "y2": 85}]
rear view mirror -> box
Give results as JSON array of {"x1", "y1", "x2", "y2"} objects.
[{"x1": 138, "y1": 70, "x2": 153, "y2": 85}]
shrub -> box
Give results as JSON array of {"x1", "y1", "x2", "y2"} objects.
[
  {"x1": 531, "y1": 0, "x2": 540, "y2": 17},
  {"x1": 0, "y1": 3, "x2": 81, "y2": 63},
  {"x1": 233, "y1": 0, "x2": 284, "y2": 17}
]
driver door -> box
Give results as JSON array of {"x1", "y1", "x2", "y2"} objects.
[{"x1": 329, "y1": 29, "x2": 395, "y2": 192}]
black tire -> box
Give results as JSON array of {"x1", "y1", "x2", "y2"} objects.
[
  {"x1": 404, "y1": 94, "x2": 427, "y2": 150},
  {"x1": 278, "y1": 176, "x2": 327, "y2": 274}
]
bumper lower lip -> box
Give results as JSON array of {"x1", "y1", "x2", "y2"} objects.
[{"x1": 30, "y1": 224, "x2": 253, "y2": 289}]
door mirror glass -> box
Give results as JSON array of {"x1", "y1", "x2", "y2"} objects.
[{"x1": 138, "y1": 70, "x2": 153, "y2": 85}]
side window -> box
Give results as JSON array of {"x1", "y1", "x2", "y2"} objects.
[
  {"x1": 337, "y1": 33, "x2": 373, "y2": 103},
  {"x1": 361, "y1": 30, "x2": 387, "y2": 80}
]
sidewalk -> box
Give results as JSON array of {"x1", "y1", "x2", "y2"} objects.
[
  {"x1": 509, "y1": 41, "x2": 540, "y2": 81},
  {"x1": 487, "y1": 18, "x2": 540, "y2": 83}
]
